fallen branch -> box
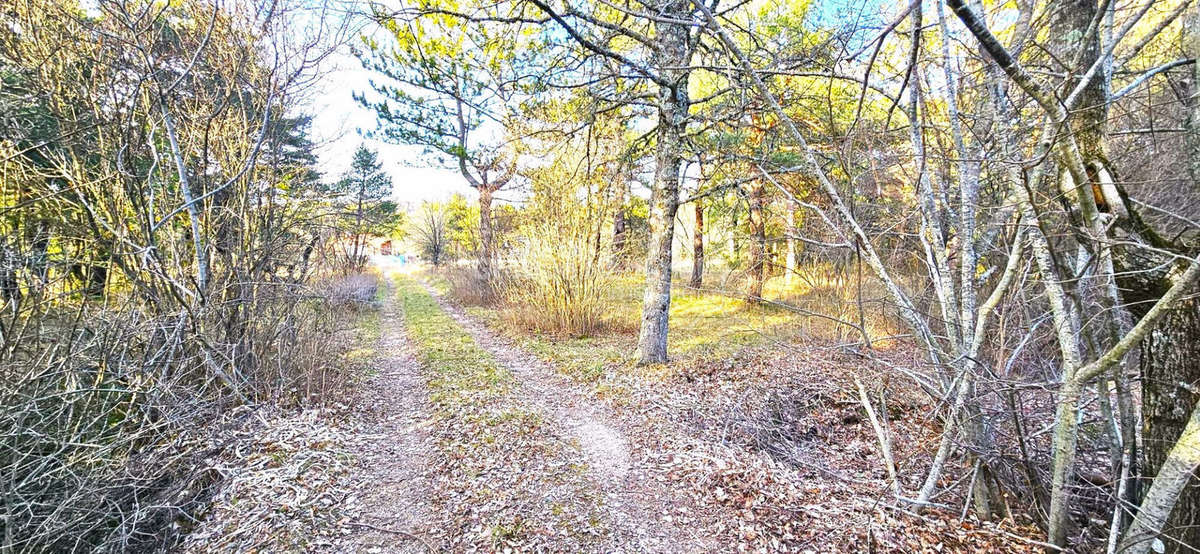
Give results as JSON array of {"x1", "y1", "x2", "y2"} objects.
[{"x1": 345, "y1": 521, "x2": 436, "y2": 552}]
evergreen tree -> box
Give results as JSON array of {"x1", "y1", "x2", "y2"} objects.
[
  {"x1": 353, "y1": 1, "x2": 540, "y2": 292},
  {"x1": 332, "y1": 145, "x2": 393, "y2": 270}
]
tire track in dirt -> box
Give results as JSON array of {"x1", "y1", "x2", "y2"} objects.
[
  {"x1": 422, "y1": 281, "x2": 717, "y2": 553},
  {"x1": 336, "y1": 280, "x2": 436, "y2": 553}
]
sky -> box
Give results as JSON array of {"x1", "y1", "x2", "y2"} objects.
[{"x1": 307, "y1": 49, "x2": 476, "y2": 207}]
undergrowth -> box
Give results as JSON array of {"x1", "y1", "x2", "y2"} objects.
[
  {"x1": 500, "y1": 217, "x2": 612, "y2": 337},
  {"x1": 0, "y1": 272, "x2": 379, "y2": 553},
  {"x1": 450, "y1": 265, "x2": 909, "y2": 396}
]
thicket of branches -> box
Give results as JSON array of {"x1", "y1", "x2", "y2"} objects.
[
  {"x1": 5, "y1": 0, "x2": 1200, "y2": 550},
  {"x1": 0, "y1": 1, "x2": 375, "y2": 551}
]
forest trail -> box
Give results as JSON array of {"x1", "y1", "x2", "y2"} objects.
[
  {"x1": 335, "y1": 281, "x2": 437, "y2": 553},
  {"x1": 420, "y1": 279, "x2": 718, "y2": 552}
]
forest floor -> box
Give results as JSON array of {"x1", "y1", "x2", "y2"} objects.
[{"x1": 184, "y1": 264, "x2": 1050, "y2": 553}]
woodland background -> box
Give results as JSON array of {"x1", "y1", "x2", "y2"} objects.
[{"x1": 3, "y1": 0, "x2": 1200, "y2": 552}]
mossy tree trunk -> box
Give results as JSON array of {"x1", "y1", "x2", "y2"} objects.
[
  {"x1": 690, "y1": 200, "x2": 703, "y2": 288},
  {"x1": 635, "y1": 0, "x2": 692, "y2": 365}
]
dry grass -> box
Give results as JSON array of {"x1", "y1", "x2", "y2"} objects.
[
  {"x1": 758, "y1": 264, "x2": 908, "y2": 346},
  {"x1": 500, "y1": 219, "x2": 613, "y2": 338},
  {"x1": 322, "y1": 272, "x2": 382, "y2": 307},
  {"x1": 436, "y1": 263, "x2": 495, "y2": 306},
  {"x1": 448, "y1": 262, "x2": 909, "y2": 398}
]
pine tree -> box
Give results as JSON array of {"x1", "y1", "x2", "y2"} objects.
[
  {"x1": 353, "y1": 2, "x2": 534, "y2": 292},
  {"x1": 331, "y1": 145, "x2": 393, "y2": 270}
]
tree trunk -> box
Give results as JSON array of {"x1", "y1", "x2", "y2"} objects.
[
  {"x1": 1039, "y1": 1, "x2": 1115, "y2": 546},
  {"x1": 0, "y1": 235, "x2": 21, "y2": 307},
  {"x1": 354, "y1": 181, "x2": 366, "y2": 270},
  {"x1": 1049, "y1": 0, "x2": 1107, "y2": 161},
  {"x1": 785, "y1": 205, "x2": 797, "y2": 283},
  {"x1": 478, "y1": 184, "x2": 495, "y2": 292},
  {"x1": 27, "y1": 218, "x2": 49, "y2": 289},
  {"x1": 1134, "y1": 16, "x2": 1200, "y2": 548},
  {"x1": 1119, "y1": 389, "x2": 1200, "y2": 554},
  {"x1": 1135, "y1": 299, "x2": 1200, "y2": 552},
  {"x1": 746, "y1": 179, "x2": 765, "y2": 303},
  {"x1": 730, "y1": 200, "x2": 740, "y2": 261},
  {"x1": 1109, "y1": 8, "x2": 1200, "y2": 550},
  {"x1": 635, "y1": 0, "x2": 690, "y2": 365},
  {"x1": 85, "y1": 261, "x2": 108, "y2": 299},
  {"x1": 612, "y1": 178, "x2": 628, "y2": 269},
  {"x1": 690, "y1": 200, "x2": 703, "y2": 288}
]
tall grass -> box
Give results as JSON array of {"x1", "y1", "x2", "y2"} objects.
[
  {"x1": 438, "y1": 263, "x2": 496, "y2": 306},
  {"x1": 501, "y1": 217, "x2": 612, "y2": 337}
]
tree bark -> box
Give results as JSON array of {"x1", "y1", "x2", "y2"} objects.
[
  {"x1": 1050, "y1": 0, "x2": 1107, "y2": 161},
  {"x1": 690, "y1": 199, "x2": 704, "y2": 288},
  {"x1": 1133, "y1": 299, "x2": 1200, "y2": 552},
  {"x1": 1119, "y1": 393, "x2": 1200, "y2": 554},
  {"x1": 612, "y1": 178, "x2": 628, "y2": 269},
  {"x1": 746, "y1": 178, "x2": 765, "y2": 303},
  {"x1": 353, "y1": 178, "x2": 366, "y2": 270},
  {"x1": 785, "y1": 204, "x2": 797, "y2": 283},
  {"x1": 0, "y1": 235, "x2": 19, "y2": 307},
  {"x1": 478, "y1": 184, "x2": 495, "y2": 291},
  {"x1": 730, "y1": 203, "x2": 739, "y2": 260},
  {"x1": 635, "y1": 0, "x2": 691, "y2": 365}
]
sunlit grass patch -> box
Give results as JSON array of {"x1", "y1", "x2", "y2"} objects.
[
  {"x1": 415, "y1": 267, "x2": 454, "y2": 295},
  {"x1": 344, "y1": 309, "x2": 381, "y2": 364},
  {"x1": 670, "y1": 289, "x2": 746, "y2": 317},
  {"x1": 338, "y1": 277, "x2": 387, "y2": 376},
  {"x1": 453, "y1": 262, "x2": 908, "y2": 390},
  {"x1": 759, "y1": 264, "x2": 908, "y2": 346},
  {"x1": 397, "y1": 275, "x2": 513, "y2": 402}
]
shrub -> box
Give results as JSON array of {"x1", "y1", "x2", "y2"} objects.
[
  {"x1": 0, "y1": 276, "x2": 371, "y2": 552},
  {"x1": 323, "y1": 272, "x2": 381, "y2": 308},
  {"x1": 501, "y1": 218, "x2": 611, "y2": 337},
  {"x1": 439, "y1": 264, "x2": 497, "y2": 306}
]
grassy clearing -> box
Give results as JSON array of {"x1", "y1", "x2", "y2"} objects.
[
  {"x1": 449, "y1": 264, "x2": 904, "y2": 393},
  {"x1": 393, "y1": 274, "x2": 607, "y2": 551},
  {"x1": 415, "y1": 268, "x2": 1010, "y2": 552}
]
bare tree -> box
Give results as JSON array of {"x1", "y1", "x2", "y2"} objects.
[{"x1": 413, "y1": 201, "x2": 450, "y2": 267}]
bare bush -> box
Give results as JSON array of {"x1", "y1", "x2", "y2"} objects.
[
  {"x1": 323, "y1": 273, "x2": 381, "y2": 308},
  {"x1": 0, "y1": 276, "x2": 366, "y2": 551},
  {"x1": 0, "y1": 0, "x2": 366, "y2": 549},
  {"x1": 501, "y1": 218, "x2": 612, "y2": 337}
]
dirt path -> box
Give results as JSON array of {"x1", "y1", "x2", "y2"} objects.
[
  {"x1": 424, "y1": 284, "x2": 717, "y2": 553},
  {"x1": 335, "y1": 283, "x2": 436, "y2": 553}
]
